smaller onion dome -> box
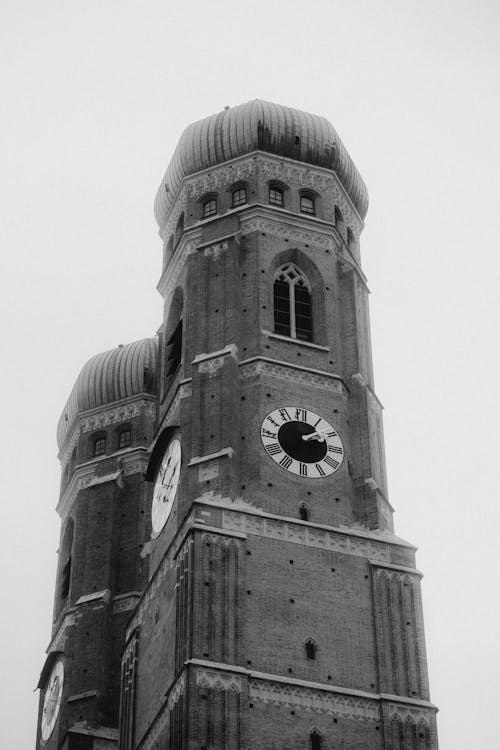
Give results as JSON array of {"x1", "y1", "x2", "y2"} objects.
[
  {"x1": 154, "y1": 99, "x2": 369, "y2": 227},
  {"x1": 57, "y1": 338, "x2": 158, "y2": 450}
]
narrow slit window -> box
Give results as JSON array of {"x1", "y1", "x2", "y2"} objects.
[
  {"x1": 273, "y1": 263, "x2": 312, "y2": 342},
  {"x1": 299, "y1": 504, "x2": 309, "y2": 522},
  {"x1": 310, "y1": 730, "x2": 322, "y2": 750},
  {"x1": 305, "y1": 639, "x2": 317, "y2": 660},
  {"x1": 232, "y1": 188, "x2": 247, "y2": 207},
  {"x1": 166, "y1": 319, "x2": 183, "y2": 377}
]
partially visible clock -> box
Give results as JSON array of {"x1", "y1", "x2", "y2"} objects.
[
  {"x1": 41, "y1": 658, "x2": 64, "y2": 742},
  {"x1": 151, "y1": 437, "x2": 182, "y2": 537},
  {"x1": 261, "y1": 407, "x2": 344, "y2": 478}
]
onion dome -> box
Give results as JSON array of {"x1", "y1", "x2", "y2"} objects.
[
  {"x1": 154, "y1": 99, "x2": 368, "y2": 226},
  {"x1": 57, "y1": 338, "x2": 158, "y2": 450}
]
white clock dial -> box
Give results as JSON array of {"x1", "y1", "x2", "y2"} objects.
[
  {"x1": 41, "y1": 658, "x2": 64, "y2": 742},
  {"x1": 151, "y1": 438, "x2": 181, "y2": 536},
  {"x1": 261, "y1": 407, "x2": 344, "y2": 478}
]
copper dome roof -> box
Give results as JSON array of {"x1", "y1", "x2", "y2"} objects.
[
  {"x1": 57, "y1": 338, "x2": 158, "y2": 449},
  {"x1": 154, "y1": 99, "x2": 368, "y2": 226}
]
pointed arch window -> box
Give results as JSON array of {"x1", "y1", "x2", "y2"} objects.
[
  {"x1": 305, "y1": 638, "x2": 317, "y2": 660},
  {"x1": 166, "y1": 318, "x2": 182, "y2": 377},
  {"x1": 273, "y1": 263, "x2": 313, "y2": 341},
  {"x1": 310, "y1": 729, "x2": 322, "y2": 750}
]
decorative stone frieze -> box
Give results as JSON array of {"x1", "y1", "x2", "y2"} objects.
[
  {"x1": 196, "y1": 667, "x2": 242, "y2": 693},
  {"x1": 239, "y1": 358, "x2": 346, "y2": 394},
  {"x1": 386, "y1": 702, "x2": 434, "y2": 726},
  {"x1": 222, "y1": 510, "x2": 390, "y2": 562},
  {"x1": 240, "y1": 215, "x2": 336, "y2": 253},
  {"x1": 249, "y1": 679, "x2": 379, "y2": 722}
]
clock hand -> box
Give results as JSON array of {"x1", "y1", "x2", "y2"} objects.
[{"x1": 301, "y1": 428, "x2": 329, "y2": 443}]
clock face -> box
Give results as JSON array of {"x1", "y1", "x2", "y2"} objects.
[
  {"x1": 261, "y1": 407, "x2": 344, "y2": 478},
  {"x1": 151, "y1": 438, "x2": 181, "y2": 536},
  {"x1": 41, "y1": 659, "x2": 64, "y2": 742}
]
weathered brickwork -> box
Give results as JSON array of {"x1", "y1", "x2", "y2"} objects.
[{"x1": 36, "y1": 103, "x2": 437, "y2": 750}]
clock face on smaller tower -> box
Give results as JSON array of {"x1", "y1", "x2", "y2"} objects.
[
  {"x1": 41, "y1": 658, "x2": 64, "y2": 742},
  {"x1": 151, "y1": 437, "x2": 182, "y2": 537},
  {"x1": 261, "y1": 407, "x2": 344, "y2": 478}
]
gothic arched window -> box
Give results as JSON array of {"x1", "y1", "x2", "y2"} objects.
[
  {"x1": 299, "y1": 503, "x2": 309, "y2": 522},
  {"x1": 305, "y1": 638, "x2": 317, "y2": 660},
  {"x1": 310, "y1": 728, "x2": 322, "y2": 750},
  {"x1": 273, "y1": 263, "x2": 313, "y2": 341}
]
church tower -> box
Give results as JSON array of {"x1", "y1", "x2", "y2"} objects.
[{"x1": 36, "y1": 100, "x2": 438, "y2": 750}]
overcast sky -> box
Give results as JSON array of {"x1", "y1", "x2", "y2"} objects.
[{"x1": 1, "y1": 1, "x2": 499, "y2": 748}]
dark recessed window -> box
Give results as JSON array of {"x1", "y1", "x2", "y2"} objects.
[
  {"x1": 202, "y1": 199, "x2": 217, "y2": 218},
  {"x1": 299, "y1": 504, "x2": 309, "y2": 522},
  {"x1": 232, "y1": 188, "x2": 247, "y2": 207},
  {"x1": 166, "y1": 318, "x2": 183, "y2": 377},
  {"x1": 273, "y1": 263, "x2": 313, "y2": 342},
  {"x1": 60, "y1": 556, "x2": 71, "y2": 598},
  {"x1": 269, "y1": 187, "x2": 284, "y2": 207},
  {"x1": 300, "y1": 195, "x2": 315, "y2": 215},
  {"x1": 310, "y1": 730, "x2": 322, "y2": 750},
  {"x1": 94, "y1": 438, "x2": 106, "y2": 457},
  {"x1": 305, "y1": 639, "x2": 317, "y2": 660},
  {"x1": 119, "y1": 430, "x2": 131, "y2": 449}
]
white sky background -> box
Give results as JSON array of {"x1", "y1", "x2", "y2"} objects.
[{"x1": 1, "y1": 1, "x2": 499, "y2": 747}]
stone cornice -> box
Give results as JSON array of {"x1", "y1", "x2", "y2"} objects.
[
  {"x1": 239, "y1": 356, "x2": 348, "y2": 395},
  {"x1": 58, "y1": 396, "x2": 156, "y2": 462},
  {"x1": 56, "y1": 447, "x2": 150, "y2": 517},
  {"x1": 158, "y1": 152, "x2": 365, "y2": 241}
]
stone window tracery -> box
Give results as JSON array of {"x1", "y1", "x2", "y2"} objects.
[{"x1": 273, "y1": 263, "x2": 313, "y2": 341}]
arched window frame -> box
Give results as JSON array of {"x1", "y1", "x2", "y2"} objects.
[
  {"x1": 305, "y1": 637, "x2": 317, "y2": 660},
  {"x1": 202, "y1": 198, "x2": 217, "y2": 218},
  {"x1": 118, "y1": 427, "x2": 132, "y2": 450},
  {"x1": 299, "y1": 503, "x2": 309, "y2": 522},
  {"x1": 58, "y1": 518, "x2": 74, "y2": 606},
  {"x1": 93, "y1": 435, "x2": 107, "y2": 457},
  {"x1": 310, "y1": 728, "x2": 322, "y2": 750},
  {"x1": 162, "y1": 287, "x2": 184, "y2": 398},
  {"x1": 299, "y1": 190, "x2": 317, "y2": 216},
  {"x1": 174, "y1": 213, "x2": 184, "y2": 247},
  {"x1": 273, "y1": 263, "x2": 313, "y2": 341},
  {"x1": 231, "y1": 186, "x2": 247, "y2": 208},
  {"x1": 267, "y1": 180, "x2": 288, "y2": 208}
]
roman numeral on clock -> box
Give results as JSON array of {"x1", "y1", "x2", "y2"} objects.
[
  {"x1": 315, "y1": 463, "x2": 326, "y2": 477},
  {"x1": 299, "y1": 463, "x2": 308, "y2": 476},
  {"x1": 265, "y1": 443, "x2": 282, "y2": 456},
  {"x1": 328, "y1": 445, "x2": 343, "y2": 454},
  {"x1": 324, "y1": 456, "x2": 340, "y2": 470},
  {"x1": 262, "y1": 429, "x2": 277, "y2": 439},
  {"x1": 279, "y1": 455, "x2": 293, "y2": 469},
  {"x1": 279, "y1": 408, "x2": 292, "y2": 422},
  {"x1": 266, "y1": 416, "x2": 280, "y2": 428},
  {"x1": 295, "y1": 408, "x2": 308, "y2": 422}
]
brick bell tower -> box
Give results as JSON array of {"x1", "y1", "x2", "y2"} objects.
[
  {"x1": 36, "y1": 100, "x2": 438, "y2": 750},
  {"x1": 122, "y1": 100, "x2": 439, "y2": 749}
]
